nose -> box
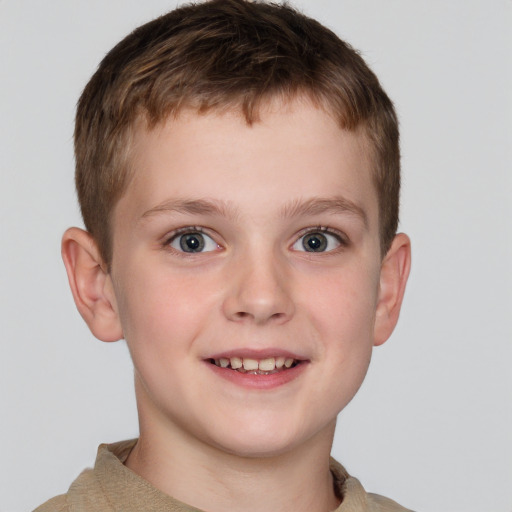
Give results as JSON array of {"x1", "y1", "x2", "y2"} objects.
[{"x1": 222, "y1": 249, "x2": 295, "y2": 325}]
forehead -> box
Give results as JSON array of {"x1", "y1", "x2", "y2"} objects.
[{"x1": 117, "y1": 98, "x2": 378, "y2": 228}]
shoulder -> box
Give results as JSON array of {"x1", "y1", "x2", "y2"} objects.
[
  {"x1": 342, "y1": 477, "x2": 414, "y2": 512},
  {"x1": 330, "y1": 458, "x2": 414, "y2": 512},
  {"x1": 31, "y1": 466, "x2": 108, "y2": 511},
  {"x1": 31, "y1": 464, "x2": 102, "y2": 512},
  {"x1": 33, "y1": 494, "x2": 68, "y2": 512},
  {"x1": 366, "y1": 492, "x2": 414, "y2": 512},
  {"x1": 31, "y1": 441, "x2": 135, "y2": 512}
]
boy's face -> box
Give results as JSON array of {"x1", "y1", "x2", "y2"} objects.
[{"x1": 108, "y1": 98, "x2": 393, "y2": 457}]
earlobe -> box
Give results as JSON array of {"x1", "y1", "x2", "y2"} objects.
[
  {"x1": 373, "y1": 233, "x2": 411, "y2": 346},
  {"x1": 61, "y1": 227, "x2": 123, "y2": 342}
]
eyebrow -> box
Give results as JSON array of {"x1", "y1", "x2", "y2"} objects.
[
  {"x1": 140, "y1": 195, "x2": 368, "y2": 227},
  {"x1": 280, "y1": 197, "x2": 369, "y2": 228},
  {"x1": 140, "y1": 198, "x2": 239, "y2": 221}
]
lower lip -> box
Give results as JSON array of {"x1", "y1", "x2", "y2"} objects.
[{"x1": 206, "y1": 361, "x2": 308, "y2": 390}]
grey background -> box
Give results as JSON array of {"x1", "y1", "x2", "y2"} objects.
[{"x1": 1, "y1": 1, "x2": 511, "y2": 511}]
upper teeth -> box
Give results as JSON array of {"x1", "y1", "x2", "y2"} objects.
[{"x1": 213, "y1": 356, "x2": 296, "y2": 372}]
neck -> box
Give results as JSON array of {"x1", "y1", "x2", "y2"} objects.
[{"x1": 126, "y1": 382, "x2": 340, "y2": 512}]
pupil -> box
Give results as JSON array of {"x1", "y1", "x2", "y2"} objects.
[
  {"x1": 304, "y1": 233, "x2": 327, "y2": 252},
  {"x1": 180, "y1": 233, "x2": 204, "y2": 252}
]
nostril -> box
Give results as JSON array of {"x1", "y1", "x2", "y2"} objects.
[{"x1": 222, "y1": 280, "x2": 295, "y2": 324}]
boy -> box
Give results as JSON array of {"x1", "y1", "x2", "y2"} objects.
[{"x1": 35, "y1": 0, "x2": 412, "y2": 510}]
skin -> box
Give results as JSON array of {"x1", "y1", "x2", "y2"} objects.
[{"x1": 62, "y1": 97, "x2": 411, "y2": 512}]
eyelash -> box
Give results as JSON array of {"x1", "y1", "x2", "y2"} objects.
[
  {"x1": 165, "y1": 226, "x2": 207, "y2": 241},
  {"x1": 162, "y1": 225, "x2": 349, "y2": 254},
  {"x1": 163, "y1": 226, "x2": 219, "y2": 251},
  {"x1": 293, "y1": 226, "x2": 349, "y2": 251}
]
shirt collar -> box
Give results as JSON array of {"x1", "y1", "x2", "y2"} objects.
[{"x1": 87, "y1": 439, "x2": 371, "y2": 512}]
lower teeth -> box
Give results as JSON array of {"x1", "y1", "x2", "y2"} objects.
[{"x1": 242, "y1": 369, "x2": 279, "y2": 375}]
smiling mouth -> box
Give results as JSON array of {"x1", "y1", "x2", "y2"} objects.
[{"x1": 208, "y1": 356, "x2": 300, "y2": 375}]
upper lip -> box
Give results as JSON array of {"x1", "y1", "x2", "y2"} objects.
[{"x1": 206, "y1": 348, "x2": 308, "y2": 361}]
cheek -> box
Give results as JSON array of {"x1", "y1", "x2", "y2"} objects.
[
  {"x1": 309, "y1": 272, "x2": 378, "y2": 408},
  {"x1": 300, "y1": 264, "x2": 380, "y2": 369},
  {"x1": 113, "y1": 264, "x2": 217, "y2": 353},
  {"x1": 114, "y1": 270, "x2": 211, "y2": 403},
  {"x1": 306, "y1": 266, "x2": 379, "y2": 330}
]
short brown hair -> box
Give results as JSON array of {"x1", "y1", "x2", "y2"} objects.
[{"x1": 75, "y1": 0, "x2": 400, "y2": 265}]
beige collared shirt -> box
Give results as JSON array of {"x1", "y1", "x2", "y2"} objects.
[{"x1": 34, "y1": 440, "x2": 413, "y2": 512}]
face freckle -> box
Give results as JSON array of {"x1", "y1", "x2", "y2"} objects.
[{"x1": 109, "y1": 98, "x2": 384, "y2": 458}]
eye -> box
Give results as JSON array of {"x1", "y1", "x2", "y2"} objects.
[
  {"x1": 292, "y1": 231, "x2": 342, "y2": 253},
  {"x1": 169, "y1": 230, "x2": 219, "y2": 253}
]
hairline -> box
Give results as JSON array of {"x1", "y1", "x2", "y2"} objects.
[{"x1": 102, "y1": 95, "x2": 383, "y2": 268}]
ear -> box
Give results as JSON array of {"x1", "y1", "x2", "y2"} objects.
[
  {"x1": 373, "y1": 233, "x2": 411, "y2": 346},
  {"x1": 61, "y1": 227, "x2": 123, "y2": 342}
]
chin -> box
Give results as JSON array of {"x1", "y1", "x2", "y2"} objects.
[
  {"x1": 204, "y1": 417, "x2": 333, "y2": 460},
  {"x1": 215, "y1": 436, "x2": 300, "y2": 459}
]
